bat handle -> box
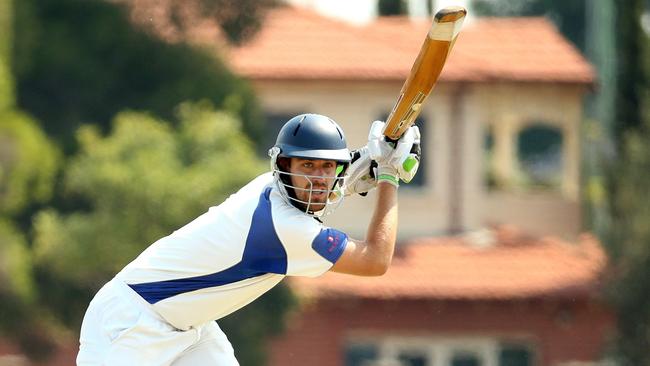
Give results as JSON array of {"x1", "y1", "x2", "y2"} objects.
[
  {"x1": 384, "y1": 136, "x2": 399, "y2": 144},
  {"x1": 384, "y1": 135, "x2": 421, "y2": 154}
]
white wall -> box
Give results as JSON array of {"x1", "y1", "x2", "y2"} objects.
[{"x1": 252, "y1": 79, "x2": 586, "y2": 241}]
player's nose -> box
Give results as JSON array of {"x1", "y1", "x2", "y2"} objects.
[
  {"x1": 309, "y1": 175, "x2": 327, "y2": 188},
  {"x1": 312, "y1": 166, "x2": 328, "y2": 178}
]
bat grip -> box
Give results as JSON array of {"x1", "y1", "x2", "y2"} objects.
[
  {"x1": 384, "y1": 135, "x2": 421, "y2": 154},
  {"x1": 384, "y1": 136, "x2": 399, "y2": 145}
]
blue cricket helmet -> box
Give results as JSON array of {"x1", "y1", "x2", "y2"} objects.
[{"x1": 273, "y1": 114, "x2": 351, "y2": 163}]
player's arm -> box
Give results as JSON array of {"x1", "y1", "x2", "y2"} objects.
[
  {"x1": 331, "y1": 122, "x2": 420, "y2": 276},
  {"x1": 330, "y1": 180, "x2": 398, "y2": 276}
]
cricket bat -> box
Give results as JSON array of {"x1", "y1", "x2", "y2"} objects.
[{"x1": 383, "y1": 6, "x2": 467, "y2": 140}]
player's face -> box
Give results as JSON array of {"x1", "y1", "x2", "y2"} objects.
[{"x1": 289, "y1": 158, "x2": 339, "y2": 212}]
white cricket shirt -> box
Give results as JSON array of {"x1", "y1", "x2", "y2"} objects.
[{"x1": 115, "y1": 172, "x2": 348, "y2": 330}]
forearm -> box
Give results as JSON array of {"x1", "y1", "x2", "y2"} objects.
[
  {"x1": 363, "y1": 181, "x2": 398, "y2": 275},
  {"x1": 330, "y1": 121, "x2": 419, "y2": 277}
]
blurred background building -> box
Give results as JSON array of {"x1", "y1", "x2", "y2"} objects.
[
  {"x1": 221, "y1": 3, "x2": 613, "y2": 365},
  {"x1": 227, "y1": 5, "x2": 590, "y2": 241}
]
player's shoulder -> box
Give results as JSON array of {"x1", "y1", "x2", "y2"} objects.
[
  {"x1": 241, "y1": 172, "x2": 274, "y2": 192},
  {"x1": 223, "y1": 172, "x2": 273, "y2": 203}
]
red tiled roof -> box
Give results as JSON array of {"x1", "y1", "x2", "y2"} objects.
[
  {"x1": 228, "y1": 6, "x2": 594, "y2": 83},
  {"x1": 290, "y1": 228, "x2": 607, "y2": 300}
]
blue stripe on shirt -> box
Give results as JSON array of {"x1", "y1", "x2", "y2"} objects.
[{"x1": 129, "y1": 187, "x2": 287, "y2": 304}]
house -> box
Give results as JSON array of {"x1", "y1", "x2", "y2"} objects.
[
  {"x1": 269, "y1": 228, "x2": 613, "y2": 366},
  {"x1": 227, "y1": 5, "x2": 593, "y2": 241},
  {"x1": 225, "y1": 4, "x2": 614, "y2": 366}
]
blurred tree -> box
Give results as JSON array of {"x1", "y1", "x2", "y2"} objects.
[
  {"x1": 33, "y1": 104, "x2": 263, "y2": 285},
  {"x1": 607, "y1": 131, "x2": 650, "y2": 365},
  {"x1": 32, "y1": 102, "x2": 296, "y2": 365},
  {"x1": 0, "y1": 219, "x2": 34, "y2": 325},
  {"x1": 12, "y1": 0, "x2": 264, "y2": 153},
  {"x1": 605, "y1": 0, "x2": 650, "y2": 364},
  {"x1": 193, "y1": 0, "x2": 277, "y2": 45},
  {"x1": 0, "y1": 219, "x2": 57, "y2": 362},
  {"x1": 471, "y1": 0, "x2": 586, "y2": 51},
  {"x1": 612, "y1": 0, "x2": 649, "y2": 142},
  {"x1": 0, "y1": 110, "x2": 60, "y2": 218},
  {"x1": 0, "y1": 0, "x2": 14, "y2": 110},
  {"x1": 0, "y1": 0, "x2": 60, "y2": 360},
  {"x1": 122, "y1": 0, "x2": 278, "y2": 46}
]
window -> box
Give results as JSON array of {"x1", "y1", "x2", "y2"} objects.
[
  {"x1": 345, "y1": 343, "x2": 379, "y2": 366},
  {"x1": 483, "y1": 125, "x2": 497, "y2": 189},
  {"x1": 499, "y1": 344, "x2": 533, "y2": 366},
  {"x1": 398, "y1": 348, "x2": 430, "y2": 366},
  {"x1": 516, "y1": 124, "x2": 563, "y2": 189},
  {"x1": 344, "y1": 337, "x2": 534, "y2": 366},
  {"x1": 483, "y1": 121, "x2": 564, "y2": 192},
  {"x1": 451, "y1": 350, "x2": 482, "y2": 366}
]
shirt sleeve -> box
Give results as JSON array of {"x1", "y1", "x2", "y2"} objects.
[{"x1": 271, "y1": 198, "x2": 348, "y2": 277}]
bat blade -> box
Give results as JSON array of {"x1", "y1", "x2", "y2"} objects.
[{"x1": 383, "y1": 6, "x2": 466, "y2": 140}]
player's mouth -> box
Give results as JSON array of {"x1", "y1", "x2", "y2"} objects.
[{"x1": 310, "y1": 186, "x2": 328, "y2": 200}]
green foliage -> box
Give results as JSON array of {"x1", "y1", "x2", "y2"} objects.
[
  {"x1": 0, "y1": 219, "x2": 56, "y2": 362},
  {"x1": 0, "y1": 109, "x2": 60, "y2": 217},
  {"x1": 0, "y1": 0, "x2": 14, "y2": 109},
  {"x1": 471, "y1": 0, "x2": 586, "y2": 51},
  {"x1": 606, "y1": 129, "x2": 650, "y2": 365},
  {"x1": 0, "y1": 219, "x2": 33, "y2": 302},
  {"x1": 34, "y1": 102, "x2": 265, "y2": 286},
  {"x1": 12, "y1": 0, "x2": 263, "y2": 152},
  {"x1": 0, "y1": 61, "x2": 12, "y2": 111},
  {"x1": 614, "y1": 0, "x2": 650, "y2": 143},
  {"x1": 164, "y1": 0, "x2": 279, "y2": 45},
  {"x1": 605, "y1": 1, "x2": 650, "y2": 364}
]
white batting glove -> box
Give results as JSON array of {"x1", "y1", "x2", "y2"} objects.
[
  {"x1": 398, "y1": 126, "x2": 421, "y2": 183},
  {"x1": 343, "y1": 146, "x2": 377, "y2": 196},
  {"x1": 368, "y1": 121, "x2": 420, "y2": 186}
]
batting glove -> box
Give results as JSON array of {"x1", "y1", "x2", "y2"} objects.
[
  {"x1": 343, "y1": 146, "x2": 377, "y2": 196},
  {"x1": 368, "y1": 121, "x2": 419, "y2": 187},
  {"x1": 398, "y1": 126, "x2": 421, "y2": 183}
]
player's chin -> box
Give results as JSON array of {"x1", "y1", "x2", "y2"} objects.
[
  {"x1": 307, "y1": 195, "x2": 327, "y2": 210},
  {"x1": 308, "y1": 203, "x2": 327, "y2": 212}
]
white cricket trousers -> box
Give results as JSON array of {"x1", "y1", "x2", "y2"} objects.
[{"x1": 77, "y1": 279, "x2": 240, "y2": 365}]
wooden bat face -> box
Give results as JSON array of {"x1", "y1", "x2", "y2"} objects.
[{"x1": 383, "y1": 6, "x2": 466, "y2": 140}]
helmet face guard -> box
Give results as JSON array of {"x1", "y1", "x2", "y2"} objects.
[
  {"x1": 269, "y1": 114, "x2": 351, "y2": 217},
  {"x1": 269, "y1": 147, "x2": 348, "y2": 217}
]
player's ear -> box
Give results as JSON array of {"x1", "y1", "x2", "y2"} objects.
[{"x1": 277, "y1": 157, "x2": 291, "y2": 172}]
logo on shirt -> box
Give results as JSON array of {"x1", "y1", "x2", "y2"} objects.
[
  {"x1": 327, "y1": 235, "x2": 340, "y2": 253},
  {"x1": 313, "y1": 228, "x2": 348, "y2": 264}
]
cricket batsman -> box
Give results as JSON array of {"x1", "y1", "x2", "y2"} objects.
[{"x1": 76, "y1": 113, "x2": 421, "y2": 365}]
